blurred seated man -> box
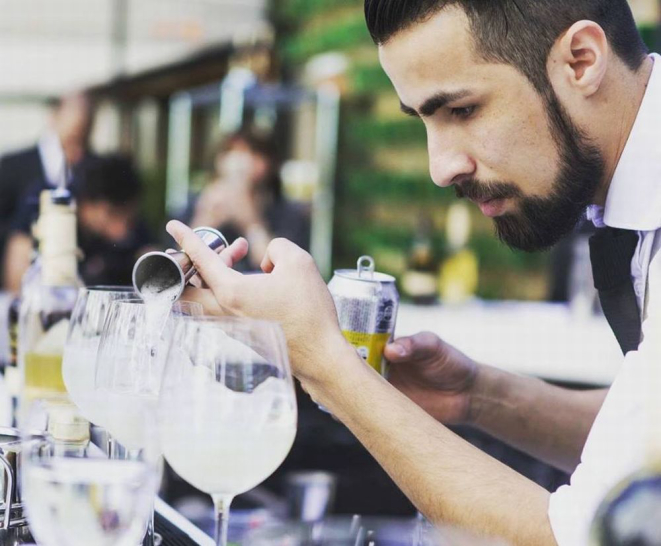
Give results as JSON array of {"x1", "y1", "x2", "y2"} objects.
[
  {"x1": 189, "y1": 129, "x2": 310, "y2": 271},
  {"x1": 0, "y1": 91, "x2": 96, "y2": 286},
  {"x1": 3, "y1": 155, "x2": 155, "y2": 291}
]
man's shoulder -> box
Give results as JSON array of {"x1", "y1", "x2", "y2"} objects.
[{"x1": 0, "y1": 145, "x2": 40, "y2": 170}]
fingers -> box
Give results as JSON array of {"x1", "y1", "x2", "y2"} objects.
[
  {"x1": 180, "y1": 287, "x2": 223, "y2": 315},
  {"x1": 188, "y1": 276, "x2": 204, "y2": 289},
  {"x1": 179, "y1": 237, "x2": 248, "y2": 288},
  {"x1": 384, "y1": 338, "x2": 412, "y2": 361},
  {"x1": 220, "y1": 237, "x2": 249, "y2": 268},
  {"x1": 166, "y1": 220, "x2": 241, "y2": 297},
  {"x1": 385, "y1": 332, "x2": 441, "y2": 362},
  {"x1": 260, "y1": 238, "x2": 309, "y2": 274}
]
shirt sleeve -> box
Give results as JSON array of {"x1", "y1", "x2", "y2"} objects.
[
  {"x1": 548, "y1": 237, "x2": 661, "y2": 545},
  {"x1": 8, "y1": 194, "x2": 38, "y2": 235}
]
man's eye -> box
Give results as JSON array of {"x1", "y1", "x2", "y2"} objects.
[{"x1": 450, "y1": 106, "x2": 476, "y2": 119}]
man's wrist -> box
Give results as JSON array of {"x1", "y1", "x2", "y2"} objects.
[
  {"x1": 467, "y1": 364, "x2": 506, "y2": 429},
  {"x1": 301, "y1": 332, "x2": 370, "y2": 406}
]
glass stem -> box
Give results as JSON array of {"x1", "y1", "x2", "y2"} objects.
[
  {"x1": 108, "y1": 434, "x2": 118, "y2": 459},
  {"x1": 127, "y1": 448, "x2": 140, "y2": 461},
  {"x1": 212, "y1": 494, "x2": 234, "y2": 546},
  {"x1": 143, "y1": 507, "x2": 155, "y2": 546},
  {"x1": 124, "y1": 449, "x2": 155, "y2": 546}
]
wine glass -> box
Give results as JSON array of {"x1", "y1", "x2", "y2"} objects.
[
  {"x1": 21, "y1": 401, "x2": 160, "y2": 546},
  {"x1": 158, "y1": 316, "x2": 298, "y2": 546},
  {"x1": 95, "y1": 299, "x2": 202, "y2": 452},
  {"x1": 95, "y1": 299, "x2": 202, "y2": 546},
  {"x1": 62, "y1": 286, "x2": 136, "y2": 430}
]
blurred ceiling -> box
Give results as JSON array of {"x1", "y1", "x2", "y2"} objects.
[{"x1": 0, "y1": 0, "x2": 268, "y2": 98}]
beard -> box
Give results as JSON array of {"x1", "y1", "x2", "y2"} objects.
[{"x1": 455, "y1": 90, "x2": 605, "y2": 253}]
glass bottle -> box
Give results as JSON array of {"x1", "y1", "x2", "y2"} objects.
[
  {"x1": 401, "y1": 215, "x2": 438, "y2": 305},
  {"x1": 17, "y1": 188, "x2": 83, "y2": 439},
  {"x1": 438, "y1": 203, "x2": 478, "y2": 305}
]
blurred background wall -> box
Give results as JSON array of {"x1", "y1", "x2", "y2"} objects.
[{"x1": 0, "y1": 0, "x2": 267, "y2": 148}]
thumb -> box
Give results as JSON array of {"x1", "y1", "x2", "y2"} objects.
[
  {"x1": 384, "y1": 338, "x2": 412, "y2": 361},
  {"x1": 385, "y1": 332, "x2": 441, "y2": 362}
]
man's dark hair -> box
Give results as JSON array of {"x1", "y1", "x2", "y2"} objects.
[
  {"x1": 78, "y1": 155, "x2": 142, "y2": 206},
  {"x1": 365, "y1": 0, "x2": 648, "y2": 94}
]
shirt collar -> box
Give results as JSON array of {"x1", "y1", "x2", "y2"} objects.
[
  {"x1": 599, "y1": 53, "x2": 661, "y2": 232},
  {"x1": 37, "y1": 130, "x2": 66, "y2": 187}
]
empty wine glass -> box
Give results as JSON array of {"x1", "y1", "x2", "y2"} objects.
[
  {"x1": 62, "y1": 286, "x2": 136, "y2": 430},
  {"x1": 158, "y1": 316, "x2": 298, "y2": 546},
  {"x1": 21, "y1": 400, "x2": 160, "y2": 546}
]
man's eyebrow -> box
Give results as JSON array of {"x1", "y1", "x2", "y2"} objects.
[
  {"x1": 401, "y1": 90, "x2": 473, "y2": 118},
  {"x1": 400, "y1": 101, "x2": 419, "y2": 118}
]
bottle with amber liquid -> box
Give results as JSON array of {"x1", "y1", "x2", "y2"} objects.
[
  {"x1": 438, "y1": 203, "x2": 478, "y2": 305},
  {"x1": 6, "y1": 226, "x2": 41, "y2": 425},
  {"x1": 18, "y1": 188, "x2": 81, "y2": 422},
  {"x1": 401, "y1": 216, "x2": 438, "y2": 305}
]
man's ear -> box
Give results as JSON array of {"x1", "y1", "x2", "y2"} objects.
[{"x1": 548, "y1": 20, "x2": 609, "y2": 98}]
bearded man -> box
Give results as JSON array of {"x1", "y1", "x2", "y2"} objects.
[{"x1": 166, "y1": 1, "x2": 660, "y2": 544}]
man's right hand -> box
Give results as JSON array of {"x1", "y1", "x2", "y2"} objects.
[{"x1": 385, "y1": 332, "x2": 479, "y2": 425}]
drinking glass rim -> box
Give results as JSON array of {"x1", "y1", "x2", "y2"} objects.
[
  {"x1": 82, "y1": 286, "x2": 136, "y2": 293},
  {"x1": 108, "y1": 299, "x2": 203, "y2": 308},
  {"x1": 104, "y1": 299, "x2": 145, "y2": 307},
  {"x1": 172, "y1": 314, "x2": 282, "y2": 330}
]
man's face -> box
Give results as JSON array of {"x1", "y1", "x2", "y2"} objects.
[
  {"x1": 78, "y1": 201, "x2": 136, "y2": 243},
  {"x1": 54, "y1": 95, "x2": 93, "y2": 166},
  {"x1": 379, "y1": 7, "x2": 604, "y2": 251}
]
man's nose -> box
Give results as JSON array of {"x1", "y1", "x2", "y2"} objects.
[{"x1": 428, "y1": 134, "x2": 475, "y2": 188}]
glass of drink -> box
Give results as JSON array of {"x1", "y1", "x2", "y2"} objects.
[
  {"x1": 158, "y1": 316, "x2": 298, "y2": 546},
  {"x1": 62, "y1": 286, "x2": 136, "y2": 429},
  {"x1": 95, "y1": 298, "x2": 202, "y2": 546},
  {"x1": 95, "y1": 299, "x2": 202, "y2": 452},
  {"x1": 21, "y1": 401, "x2": 160, "y2": 546}
]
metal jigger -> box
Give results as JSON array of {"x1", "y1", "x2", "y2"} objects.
[{"x1": 132, "y1": 227, "x2": 229, "y2": 302}]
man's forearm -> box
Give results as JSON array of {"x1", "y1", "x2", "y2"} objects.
[
  {"x1": 305, "y1": 343, "x2": 558, "y2": 546},
  {"x1": 470, "y1": 365, "x2": 608, "y2": 473}
]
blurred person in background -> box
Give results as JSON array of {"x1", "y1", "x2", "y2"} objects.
[
  {"x1": 0, "y1": 91, "x2": 96, "y2": 287},
  {"x1": 3, "y1": 155, "x2": 155, "y2": 291},
  {"x1": 165, "y1": 0, "x2": 661, "y2": 545},
  {"x1": 189, "y1": 129, "x2": 310, "y2": 271}
]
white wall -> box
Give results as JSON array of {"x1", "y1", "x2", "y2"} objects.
[
  {"x1": 0, "y1": 0, "x2": 267, "y2": 96},
  {"x1": 0, "y1": 104, "x2": 50, "y2": 154},
  {"x1": 0, "y1": 0, "x2": 267, "y2": 153}
]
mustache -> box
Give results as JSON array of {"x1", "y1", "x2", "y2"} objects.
[{"x1": 455, "y1": 180, "x2": 521, "y2": 202}]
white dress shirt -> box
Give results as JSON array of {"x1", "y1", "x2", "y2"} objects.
[
  {"x1": 548, "y1": 53, "x2": 661, "y2": 546},
  {"x1": 37, "y1": 130, "x2": 66, "y2": 187}
]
